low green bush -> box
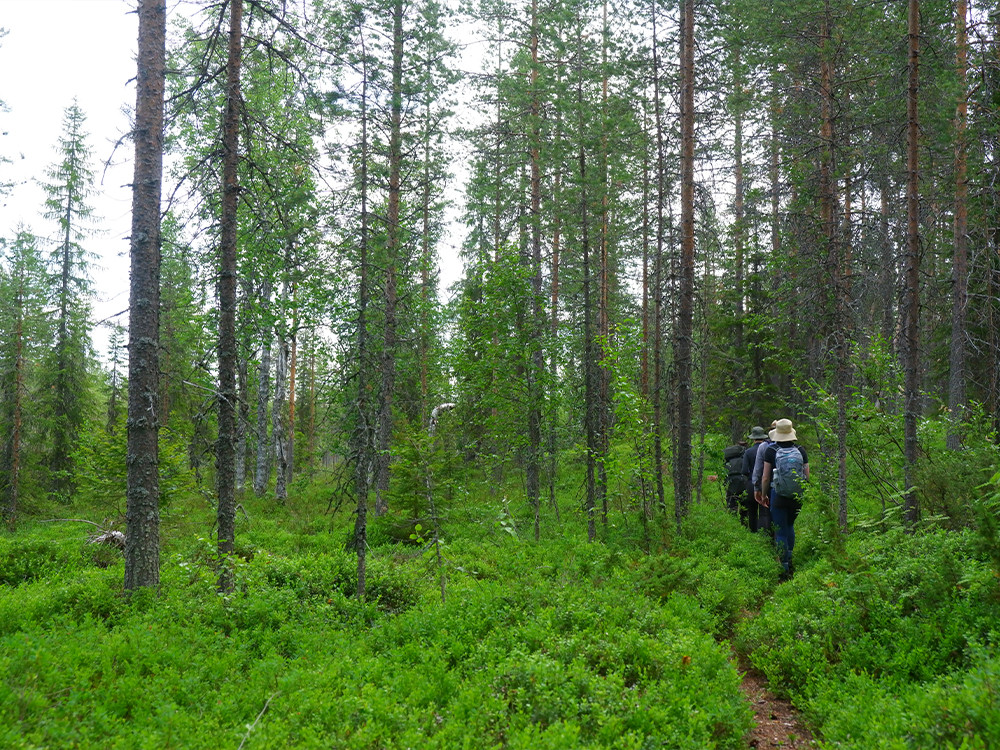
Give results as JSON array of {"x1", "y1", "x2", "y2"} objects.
[
  {"x1": 0, "y1": 501, "x2": 752, "y2": 749},
  {"x1": 737, "y1": 526, "x2": 1000, "y2": 747},
  {"x1": 638, "y1": 502, "x2": 781, "y2": 633},
  {"x1": 0, "y1": 530, "x2": 86, "y2": 586}
]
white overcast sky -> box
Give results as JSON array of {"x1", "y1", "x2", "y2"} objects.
[
  {"x1": 1, "y1": 0, "x2": 138, "y2": 343},
  {"x1": 2, "y1": 0, "x2": 471, "y2": 359}
]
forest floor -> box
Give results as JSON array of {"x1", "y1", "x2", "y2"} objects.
[{"x1": 737, "y1": 653, "x2": 816, "y2": 749}]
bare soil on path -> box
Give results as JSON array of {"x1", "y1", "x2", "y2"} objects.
[{"x1": 737, "y1": 655, "x2": 816, "y2": 749}]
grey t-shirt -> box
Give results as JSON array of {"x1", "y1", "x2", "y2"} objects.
[{"x1": 752, "y1": 439, "x2": 774, "y2": 490}]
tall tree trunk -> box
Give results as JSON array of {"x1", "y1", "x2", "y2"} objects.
[
  {"x1": 903, "y1": 0, "x2": 921, "y2": 527},
  {"x1": 253, "y1": 280, "x2": 273, "y2": 497},
  {"x1": 354, "y1": 24, "x2": 372, "y2": 598},
  {"x1": 675, "y1": 0, "x2": 696, "y2": 527},
  {"x1": 548, "y1": 125, "x2": 562, "y2": 521},
  {"x1": 6, "y1": 294, "x2": 25, "y2": 530},
  {"x1": 374, "y1": 0, "x2": 404, "y2": 516},
  {"x1": 272, "y1": 330, "x2": 289, "y2": 503},
  {"x1": 217, "y1": 0, "x2": 242, "y2": 591},
  {"x1": 235, "y1": 351, "x2": 248, "y2": 490},
  {"x1": 596, "y1": 0, "x2": 610, "y2": 527},
  {"x1": 124, "y1": 0, "x2": 165, "y2": 592},
  {"x1": 731, "y1": 45, "x2": 745, "y2": 443},
  {"x1": 948, "y1": 0, "x2": 969, "y2": 450},
  {"x1": 578, "y1": 20, "x2": 597, "y2": 542},
  {"x1": 420, "y1": 57, "x2": 433, "y2": 423},
  {"x1": 879, "y1": 176, "x2": 895, "y2": 349},
  {"x1": 527, "y1": 0, "x2": 544, "y2": 542},
  {"x1": 51, "y1": 157, "x2": 78, "y2": 503},
  {"x1": 819, "y1": 3, "x2": 849, "y2": 531},
  {"x1": 641, "y1": 120, "x2": 651, "y2": 400},
  {"x1": 547, "y1": 24, "x2": 565, "y2": 522},
  {"x1": 651, "y1": 0, "x2": 666, "y2": 513},
  {"x1": 287, "y1": 321, "x2": 296, "y2": 487}
]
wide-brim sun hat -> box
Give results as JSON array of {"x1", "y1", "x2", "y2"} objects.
[
  {"x1": 748, "y1": 426, "x2": 768, "y2": 440},
  {"x1": 772, "y1": 418, "x2": 797, "y2": 442}
]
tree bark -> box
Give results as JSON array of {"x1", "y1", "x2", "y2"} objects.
[
  {"x1": 902, "y1": 0, "x2": 921, "y2": 527},
  {"x1": 577, "y1": 19, "x2": 597, "y2": 542},
  {"x1": 527, "y1": 0, "x2": 544, "y2": 542},
  {"x1": 819, "y1": 2, "x2": 849, "y2": 532},
  {"x1": 651, "y1": 0, "x2": 666, "y2": 513},
  {"x1": 353, "y1": 18, "x2": 373, "y2": 598},
  {"x1": 124, "y1": 0, "x2": 165, "y2": 592},
  {"x1": 948, "y1": 0, "x2": 969, "y2": 450},
  {"x1": 217, "y1": 0, "x2": 243, "y2": 591},
  {"x1": 597, "y1": 0, "x2": 611, "y2": 527},
  {"x1": 272, "y1": 329, "x2": 289, "y2": 503},
  {"x1": 675, "y1": 0, "x2": 696, "y2": 527},
  {"x1": 374, "y1": 0, "x2": 404, "y2": 516},
  {"x1": 287, "y1": 320, "x2": 296, "y2": 487},
  {"x1": 235, "y1": 348, "x2": 248, "y2": 490},
  {"x1": 731, "y1": 44, "x2": 745, "y2": 443},
  {"x1": 6, "y1": 277, "x2": 25, "y2": 530},
  {"x1": 253, "y1": 280, "x2": 273, "y2": 497}
]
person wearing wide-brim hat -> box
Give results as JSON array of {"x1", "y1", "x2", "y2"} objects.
[
  {"x1": 741, "y1": 426, "x2": 770, "y2": 533},
  {"x1": 761, "y1": 419, "x2": 810, "y2": 579}
]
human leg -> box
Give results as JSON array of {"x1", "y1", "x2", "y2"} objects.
[
  {"x1": 772, "y1": 496, "x2": 801, "y2": 576},
  {"x1": 770, "y1": 500, "x2": 793, "y2": 574},
  {"x1": 744, "y1": 492, "x2": 758, "y2": 531},
  {"x1": 756, "y1": 504, "x2": 772, "y2": 536}
]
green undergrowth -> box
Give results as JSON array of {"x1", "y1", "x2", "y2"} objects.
[
  {"x1": 637, "y1": 504, "x2": 782, "y2": 633},
  {"x1": 0, "y1": 496, "x2": 760, "y2": 749},
  {"x1": 737, "y1": 525, "x2": 1000, "y2": 749}
]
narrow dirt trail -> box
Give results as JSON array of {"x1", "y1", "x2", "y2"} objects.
[{"x1": 736, "y1": 655, "x2": 815, "y2": 749}]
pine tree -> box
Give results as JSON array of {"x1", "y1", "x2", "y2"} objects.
[{"x1": 124, "y1": 0, "x2": 166, "y2": 592}]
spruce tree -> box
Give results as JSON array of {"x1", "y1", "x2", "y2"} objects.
[
  {"x1": 39, "y1": 101, "x2": 96, "y2": 503},
  {"x1": 0, "y1": 229, "x2": 50, "y2": 528}
]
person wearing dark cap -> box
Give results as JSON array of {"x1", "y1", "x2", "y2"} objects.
[
  {"x1": 741, "y1": 426, "x2": 771, "y2": 533},
  {"x1": 722, "y1": 439, "x2": 748, "y2": 520}
]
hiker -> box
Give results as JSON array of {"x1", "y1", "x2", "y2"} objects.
[
  {"x1": 722, "y1": 441, "x2": 748, "y2": 521},
  {"x1": 761, "y1": 418, "x2": 809, "y2": 579},
  {"x1": 741, "y1": 426, "x2": 770, "y2": 533},
  {"x1": 752, "y1": 419, "x2": 777, "y2": 509}
]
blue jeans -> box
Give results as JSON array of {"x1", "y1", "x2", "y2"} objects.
[{"x1": 770, "y1": 494, "x2": 800, "y2": 573}]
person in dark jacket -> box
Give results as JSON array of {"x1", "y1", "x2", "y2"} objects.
[
  {"x1": 741, "y1": 426, "x2": 770, "y2": 533},
  {"x1": 722, "y1": 441, "x2": 748, "y2": 519}
]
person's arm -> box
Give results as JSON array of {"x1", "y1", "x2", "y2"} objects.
[
  {"x1": 761, "y1": 462, "x2": 773, "y2": 507},
  {"x1": 803, "y1": 463, "x2": 810, "y2": 481},
  {"x1": 752, "y1": 444, "x2": 766, "y2": 488}
]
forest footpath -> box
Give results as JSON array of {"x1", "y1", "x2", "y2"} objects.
[{"x1": 737, "y1": 655, "x2": 814, "y2": 750}]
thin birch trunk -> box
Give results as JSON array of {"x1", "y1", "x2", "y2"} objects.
[
  {"x1": 254, "y1": 279, "x2": 273, "y2": 497},
  {"x1": 273, "y1": 329, "x2": 288, "y2": 503}
]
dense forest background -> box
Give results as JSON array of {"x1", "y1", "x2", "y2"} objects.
[
  {"x1": 3, "y1": 2, "x2": 1000, "y2": 746},
  {"x1": 3, "y1": 0, "x2": 999, "y2": 543}
]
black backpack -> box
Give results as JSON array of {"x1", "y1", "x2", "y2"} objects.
[{"x1": 723, "y1": 445, "x2": 746, "y2": 496}]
